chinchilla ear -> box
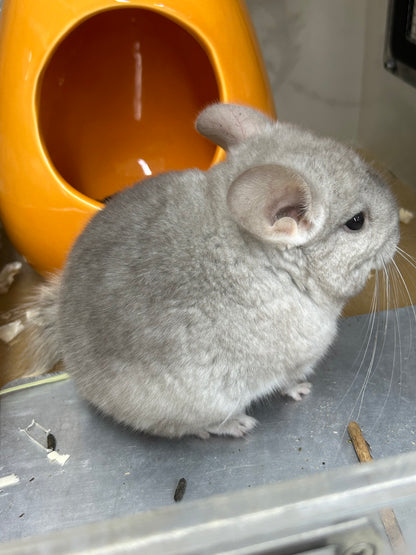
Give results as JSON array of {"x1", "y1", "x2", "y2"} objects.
[
  {"x1": 195, "y1": 103, "x2": 273, "y2": 151},
  {"x1": 227, "y1": 164, "x2": 314, "y2": 247}
]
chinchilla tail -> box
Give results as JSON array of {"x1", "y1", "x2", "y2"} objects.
[{"x1": 18, "y1": 274, "x2": 63, "y2": 378}]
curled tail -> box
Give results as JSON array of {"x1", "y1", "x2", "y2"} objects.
[{"x1": 9, "y1": 275, "x2": 63, "y2": 382}]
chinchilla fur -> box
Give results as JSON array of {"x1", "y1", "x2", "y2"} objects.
[{"x1": 21, "y1": 103, "x2": 400, "y2": 438}]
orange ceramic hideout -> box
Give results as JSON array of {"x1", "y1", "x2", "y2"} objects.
[{"x1": 0, "y1": 0, "x2": 275, "y2": 274}]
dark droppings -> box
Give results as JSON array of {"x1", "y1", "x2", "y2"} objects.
[
  {"x1": 174, "y1": 478, "x2": 187, "y2": 502},
  {"x1": 46, "y1": 433, "x2": 56, "y2": 451}
]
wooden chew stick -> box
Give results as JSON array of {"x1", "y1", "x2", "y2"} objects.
[
  {"x1": 348, "y1": 421, "x2": 408, "y2": 555},
  {"x1": 348, "y1": 421, "x2": 373, "y2": 462}
]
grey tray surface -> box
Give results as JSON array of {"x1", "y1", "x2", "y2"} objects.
[{"x1": 1, "y1": 307, "x2": 415, "y2": 543}]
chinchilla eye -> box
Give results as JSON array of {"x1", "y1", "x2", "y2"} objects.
[{"x1": 344, "y1": 211, "x2": 365, "y2": 231}]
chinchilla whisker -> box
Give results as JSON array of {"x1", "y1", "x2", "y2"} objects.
[
  {"x1": 335, "y1": 277, "x2": 379, "y2": 411},
  {"x1": 354, "y1": 263, "x2": 395, "y2": 422},
  {"x1": 395, "y1": 245, "x2": 416, "y2": 269},
  {"x1": 394, "y1": 248, "x2": 416, "y2": 308},
  {"x1": 334, "y1": 276, "x2": 381, "y2": 461},
  {"x1": 337, "y1": 268, "x2": 383, "y2": 425},
  {"x1": 396, "y1": 246, "x2": 416, "y2": 269},
  {"x1": 370, "y1": 262, "x2": 401, "y2": 432},
  {"x1": 390, "y1": 258, "x2": 415, "y2": 357},
  {"x1": 391, "y1": 254, "x2": 416, "y2": 310},
  {"x1": 383, "y1": 260, "x2": 403, "y2": 374},
  {"x1": 391, "y1": 257, "x2": 416, "y2": 329},
  {"x1": 389, "y1": 258, "x2": 409, "y2": 360},
  {"x1": 356, "y1": 309, "x2": 382, "y2": 419}
]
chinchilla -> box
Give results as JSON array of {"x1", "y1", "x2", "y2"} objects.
[{"x1": 20, "y1": 103, "x2": 400, "y2": 438}]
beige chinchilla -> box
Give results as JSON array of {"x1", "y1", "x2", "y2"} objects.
[{"x1": 22, "y1": 103, "x2": 400, "y2": 438}]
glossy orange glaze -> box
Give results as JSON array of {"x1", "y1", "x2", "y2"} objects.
[
  {"x1": 0, "y1": 0, "x2": 275, "y2": 274},
  {"x1": 38, "y1": 9, "x2": 220, "y2": 201}
]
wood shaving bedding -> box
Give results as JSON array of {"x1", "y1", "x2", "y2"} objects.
[{"x1": 399, "y1": 207, "x2": 414, "y2": 224}]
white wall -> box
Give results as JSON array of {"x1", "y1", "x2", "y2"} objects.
[
  {"x1": 248, "y1": 0, "x2": 367, "y2": 142},
  {"x1": 357, "y1": 0, "x2": 416, "y2": 187},
  {"x1": 248, "y1": 0, "x2": 416, "y2": 187}
]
